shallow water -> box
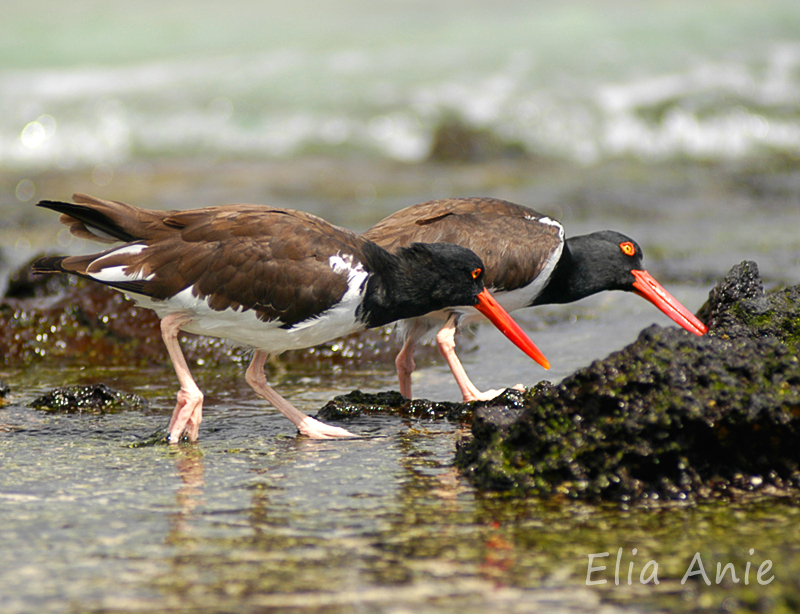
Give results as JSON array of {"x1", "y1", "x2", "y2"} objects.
[
  {"x1": 4, "y1": 343, "x2": 800, "y2": 613},
  {"x1": 3, "y1": 154, "x2": 800, "y2": 612}
]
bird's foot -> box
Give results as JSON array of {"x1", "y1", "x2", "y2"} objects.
[
  {"x1": 462, "y1": 383, "x2": 526, "y2": 403},
  {"x1": 167, "y1": 389, "x2": 204, "y2": 443},
  {"x1": 167, "y1": 423, "x2": 200, "y2": 444},
  {"x1": 297, "y1": 415, "x2": 357, "y2": 439}
]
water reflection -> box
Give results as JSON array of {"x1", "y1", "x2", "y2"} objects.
[{"x1": 167, "y1": 448, "x2": 206, "y2": 545}]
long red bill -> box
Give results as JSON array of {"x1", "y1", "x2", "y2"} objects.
[
  {"x1": 474, "y1": 288, "x2": 550, "y2": 370},
  {"x1": 631, "y1": 270, "x2": 707, "y2": 336}
]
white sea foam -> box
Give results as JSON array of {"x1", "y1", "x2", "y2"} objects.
[{"x1": 2, "y1": 4, "x2": 799, "y2": 169}]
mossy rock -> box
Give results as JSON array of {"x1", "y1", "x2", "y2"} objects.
[
  {"x1": 456, "y1": 261, "x2": 800, "y2": 502},
  {"x1": 317, "y1": 387, "x2": 529, "y2": 423},
  {"x1": 30, "y1": 383, "x2": 149, "y2": 414}
]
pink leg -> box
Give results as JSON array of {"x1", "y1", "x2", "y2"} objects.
[
  {"x1": 245, "y1": 350, "x2": 356, "y2": 439},
  {"x1": 161, "y1": 313, "x2": 204, "y2": 443},
  {"x1": 394, "y1": 320, "x2": 429, "y2": 399},
  {"x1": 436, "y1": 314, "x2": 524, "y2": 403},
  {"x1": 395, "y1": 336, "x2": 417, "y2": 400}
]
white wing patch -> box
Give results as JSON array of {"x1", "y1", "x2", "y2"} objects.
[
  {"x1": 327, "y1": 253, "x2": 369, "y2": 301},
  {"x1": 523, "y1": 215, "x2": 565, "y2": 240},
  {"x1": 536, "y1": 216, "x2": 565, "y2": 239},
  {"x1": 87, "y1": 243, "x2": 155, "y2": 283},
  {"x1": 278, "y1": 252, "x2": 370, "y2": 335}
]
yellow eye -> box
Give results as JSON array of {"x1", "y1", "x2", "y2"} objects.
[
  {"x1": 471, "y1": 268, "x2": 482, "y2": 280},
  {"x1": 620, "y1": 242, "x2": 636, "y2": 257}
]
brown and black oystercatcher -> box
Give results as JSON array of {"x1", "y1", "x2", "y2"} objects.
[
  {"x1": 364, "y1": 197, "x2": 708, "y2": 402},
  {"x1": 32, "y1": 194, "x2": 547, "y2": 442}
]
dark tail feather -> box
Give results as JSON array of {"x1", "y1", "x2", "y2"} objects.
[
  {"x1": 32, "y1": 253, "x2": 101, "y2": 279},
  {"x1": 31, "y1": 255, "x2": 69, "y2": 274},
  {"x1": 36, "y1": 200, "x2": 137, "y2": 243}
]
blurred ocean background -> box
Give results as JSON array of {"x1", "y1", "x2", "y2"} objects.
[{"x1": 3, "y1": 0, "x2": 799, "y2": 174}]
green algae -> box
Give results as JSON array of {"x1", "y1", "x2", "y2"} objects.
[
  {"x1": 467, "y1": 496, "x2": 800, "y2": 614},
  {"x1": 29, "y1": 383, "x2": 149, "y2": 414},
  {"x1": 456, "y1": 262, "x2": 800, "y2": 503}
]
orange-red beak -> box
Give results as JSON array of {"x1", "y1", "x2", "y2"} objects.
[
  {"x1": 631, "y1": 270, "x2": 707, "y2": 336},
  {"x1": 474, "y1": 288, "x2": 550, "y2": 370}
]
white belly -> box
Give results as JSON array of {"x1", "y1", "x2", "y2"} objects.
[
  {"x1": 127, "y1": 286, "x2": 368, "y2": 353},
  {"x1": 89, "y1": 247, "x2": 372, "y2": 354}
]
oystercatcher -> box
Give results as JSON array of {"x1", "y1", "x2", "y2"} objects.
[
  {"x1": 364, "y1": 197, "x2": 708, "y2": 402},
  {"x1": 33, "y1": 194, "x2": 547, "y2": 441}
]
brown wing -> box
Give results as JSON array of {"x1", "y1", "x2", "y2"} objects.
[
  {"x1": 58, "y1": 203, "x2": 368, "y2": 327},
  {"x1": 365, "y1": 197, "x2": 563, "y2": 292}
]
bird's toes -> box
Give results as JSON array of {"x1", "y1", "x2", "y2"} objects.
[
  {"x1": 464, "y1": 388, "x2": 515, "y2": 402},
  {"x1": 297, "y1": 416, "x2": 357, "y2": 439}
]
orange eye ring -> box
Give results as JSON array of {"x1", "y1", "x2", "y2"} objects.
[
  {"x1": 471, "y1": 268, "x2": 482, "y2": 280},
  {"x1": 620, "y1": 242, "x2": 636, "y2": 257}
]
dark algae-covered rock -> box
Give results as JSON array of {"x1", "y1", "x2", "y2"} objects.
[
  {"x1": 319, "y1": 390, "x2": 411, "y2": 419},
  {"x1": 318, "y1": 389, "x2": 490, "y2": 422},
  {"x1": 456, "y1": 262, "x2": 800, "y2": 502},
  {"x1": 700, "y1": 260, "x2": 800, "y2": 344},
  {"x1": 318, "y1": 388, "x2": 528, "y2": 423},
  {"x1": 1, "y1": 255, "x2": 168, "y2": 366},
  {"x1": 30, "y1": 383, "x2": 149, "y2": 413}
]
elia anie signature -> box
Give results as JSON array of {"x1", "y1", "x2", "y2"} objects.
[{"x1": 586, "y1": 548, "x2": 774, "y2": 586}]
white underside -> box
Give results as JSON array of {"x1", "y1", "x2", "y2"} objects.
[{"x1": 88, "y1": 248, "x2": 371, "y2": 354}]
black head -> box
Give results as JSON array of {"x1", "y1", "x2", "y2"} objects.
[
  {"x1": 359, "y1": 240, "x2": 551, "y2": 367},
  {"x1": 401, "y1": 243, "x2": 551, "y2": 368},
  {"x1": 574, "y1": 230, "x2": 645, "y2": 292},
  {"x1": 369, "y1": 241, "x2": 552, "y2": 367},
  {"x1": 535, "y1": 230, "x2": 645, "y2": 305},
  {"x1": 358, "y1": 240, "x2": 488, "y2": 328},
  {"x1": 396, "y1": 242, "x2": 488, "y2": 311},
  {"x1": 535, "y1": 229, "x2": 707, "y2": 336}
]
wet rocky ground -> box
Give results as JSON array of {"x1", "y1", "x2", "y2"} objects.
[
  {"x1": 6, "y1": 221, "x2": 800, "y2": 507},
  {"x1": 16, "y1": 248, "x2": 800, "y2": 507},
  {"x1": 3, "y1": 157, "x2": 800, "y2": 613}
]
